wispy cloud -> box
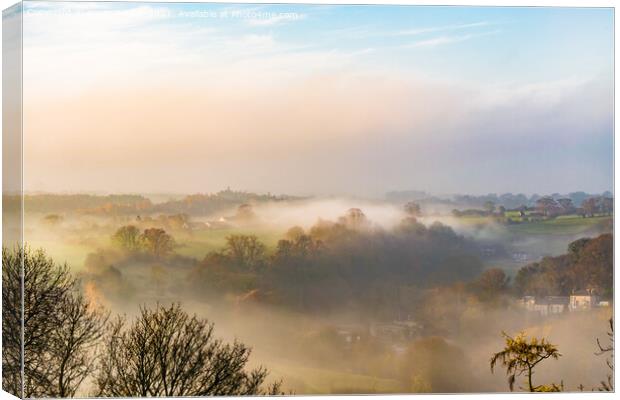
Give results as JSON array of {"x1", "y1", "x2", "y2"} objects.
[
  {"x1": 395, "y1": 21, "x2": 492, "y2": 36},
  {"x1": 322, "y1": 21, "x2": 497, "y2": 43},
  {"x1": 404, "y1": 30, "x2": 500, "y2": 48}
]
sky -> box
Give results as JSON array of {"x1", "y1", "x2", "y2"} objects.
[{"x1": 16, "y1": 2, "x2": 614, "y2": 197}]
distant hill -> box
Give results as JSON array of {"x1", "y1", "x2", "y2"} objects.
[
  {"x1": 13, "y1": 189, "x2": 306, "y2": 216},
  {"x1": 385, "y1": 190, "x2": 613, "y2": 209}
]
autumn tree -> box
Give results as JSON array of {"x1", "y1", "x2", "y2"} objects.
[
  {"x1": 471, "y1": 268, "x2": 510, "y2": 303},
  {"x1": 401, "y1": 336, "x2": 475, "y2": 393},
  {"x1": 43, "y1": 214, "x2": 64, "y2": 226},
  {"x1": 161, "y1": 213, "x2": 190, "y2": 230},
  {"x1": 224, "y1": 235, "x2": 266, "y2": 270},
  {"x1": 490, "y1": 332, "x2": 562, "y2": 392},
  {"x1": 235, "y1": 204, "x2": 257, "y2": 222},
  {"x1": 140, "y1": 228, "x2": 175, "y2": 258},
  {"x1": 582, "y1": 197, "x2": 600, "y2": 217},
  {"x1": 483, "y1": 201, "x2": 496, "y2": 215},
  {"x1": 404, "y1": 202, "x2": 422, "y2": 217},
  {"x1": 557, "y1": 198, "x2": 575, "y2": 214},
  {"x1": 284, "y1": 226, "x2": 305, "y2": 241},
  {"x1": 338, "y1": 208, "x2": 368, "y2": 229},
  {"x1": 535, "y1": 197, "x2": 560, "y2": 217},
  {"x1": 95, "y1": 303, "x2": 281, "y2": 396},
  {"x1": 600, "y1": 197, "x2": 613, "y2": 216},
  {"x1": 111, "y1": 225, "x2": 142, "y2": 252},
  {"x1": 2, "y1": 246, "x2": 108, "y2": 398},
  {"x1": 270, "y1": 233, "x2": 323, "y2": 310},
  {"x1": 514, "y1": 234, "x2": 612, "y2": 297}
]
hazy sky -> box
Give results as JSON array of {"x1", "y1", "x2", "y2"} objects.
[{"x1": 19, "y1": 2, "x2": 613, "y2": 197}]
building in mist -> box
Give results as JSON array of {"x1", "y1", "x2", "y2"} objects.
[
  {"x1": 521, "y1": 296, "x2": 569, "y2": 316},
  {"x1": 520, "y1": 289, "x2": 608, "y2": 316},
  {"x1": 569, "y1": 289, "x2": 600, "y2": 312}
]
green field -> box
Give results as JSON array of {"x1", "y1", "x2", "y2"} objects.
[
  {"x1": 26, "y1": 240, "x2": 91, "y2": 270},
  {"x1": 26, "y1": 224, "x2": 287, "y2": 271},
  {"x1": 175, "y1": 227, "x2": 286, "y2": 259},
  {"x1": 505, "y1": 215, "x2": 611, "y2": 235},
  {"x1": 267, "y1": 361, "x2": 403, "y2": 394},
  {"x1": 456, "y1": 213, "x2": 611, "y2": 236}
]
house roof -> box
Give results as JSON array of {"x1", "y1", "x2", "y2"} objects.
[
  {"x1": 536, "y1": 296, "x2": 569, "y2": 305},
  {"x1": 571, "y1": 290, "x2": 597, "y2": 296}
]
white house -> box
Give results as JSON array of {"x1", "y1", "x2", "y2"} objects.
[{"x1": 569, "y1": 289, "x2": 600, "y2": 312}]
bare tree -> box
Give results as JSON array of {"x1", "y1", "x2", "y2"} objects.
[
  {"x1": 490, "y1": 332, "x2": 562, "y2": 392},
  {"x1": 95, "y1": 303, "x2": 281, "y2": 396},
  {"x1": 50, "y1": 293, "x2": 108, "y2": 397},
  {"x1": 2, "y1": 246, "x2": 24, "y2": 397},
  {"x1": 595, "y1": 318, "x2": 614, "y2": 391},
  {"x1": 2, "y1": 246, "x2": 108, "y2": 398}
]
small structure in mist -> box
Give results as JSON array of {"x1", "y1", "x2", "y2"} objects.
[{"x1": 520, "y1": 288, "x2": 609, "y2": 316}]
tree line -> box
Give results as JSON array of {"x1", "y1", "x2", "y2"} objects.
[
  {"x1": 514, "y1": 233, "x2": 613, "y2": 297},
  {"x1": 387, "y1": 190, "x2": 613, "y2": 210},
  {"x1": 182, "y1": 208, "x2": 484, "y2": 316},
  {"x1": 108, "y1": 210, "x2": 612, "y2": 317},
  {"x1": 12, "y1": 189, "x2": 304, "y2": 217}
]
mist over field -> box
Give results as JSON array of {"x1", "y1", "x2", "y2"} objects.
[{"x1": 5, "y1": 187, "x2": 612, "y2": 395}]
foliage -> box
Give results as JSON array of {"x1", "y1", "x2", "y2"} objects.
[
  {"x1": 15, "y1": 194, "x2": 152, "y2": 214},
  {"x1": 152, "y1": 189, "x2": 303, "y2": 216},
  {"x1": 140, "y1": 228, "x2": 176, "y2": 258},
  {"x1": 401, "y1": 336, "x2": 474, "y2": 393},
  {"x1": 469, "y1": 268, "x2": 510, "y2": 304},
  {"x1": 235, "y1": 204, "x2": 257, "y2": 222},
  {"x1": 190, "y1": 215, "x2": 483, "y2": 316},
  {"x1": 514, "y1": 233, "x2": 612, "y2": 297},
  {"x1": 223, "y1": 235, "x2": 267, "y2": 270},
  {"x1": 483, "y1": 201, "x2": 496, "y2": 214},
  {"x1": 490, "y1": 332, "x2": 561, "y2": 392},
  {"x1": 43, "y1": 213, "x2": 64, "y2": 225},
  {"x1": 111, "y1": 225, "x2": 176, "y2": 259},
  {"x1": 404, "y1": 202, "x2": 421, "y2": 217},
  {"x1": 582, "y1": 196, "x2": 613, "y2": 217},
  {"x1": 111, "y1": 225, "x2": 142, "y2": 252}
]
